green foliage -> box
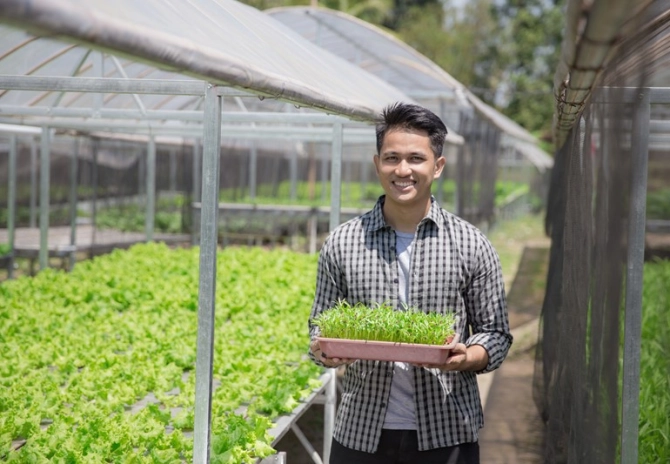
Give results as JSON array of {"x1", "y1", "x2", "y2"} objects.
[
  {"x1": 0, "y1": 243, "x2": 322, "y2": 462},
  {"x1": 491, "y1": 0, "x2": 565, "y2": 136},
  {"x1": 0, "y1": 243, "x2": 10, "y2": 256},
  {"x1": 94, "y1": 196, "x2": 187, "y2": 234},
  {"x1": 396, "y1": 0, "x2": 500, "y2": 91},
  {"x1": 646, "y1": 188, "x2": 670, "y2": 220},
  {"x1": 639, "y1": 260, "x2": 670, "y2": 463},
  {"x1": 312, "y1": 301, "x2": 456, "y2": 345}
]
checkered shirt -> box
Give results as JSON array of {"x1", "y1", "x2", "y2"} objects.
[{"x1": 309, "y1": 196, "x2": 512, "y2": 453}]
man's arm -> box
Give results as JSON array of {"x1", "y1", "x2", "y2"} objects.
[
  {"x1": 462, "y1": 233, "x2": 513, "y2": 373},
  {"x1": 307, "y1": 236, "x2": 349, "y2": 367}
]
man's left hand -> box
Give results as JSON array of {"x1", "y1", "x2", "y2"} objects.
[{"x1": 416, "y1": 343, "x2": 489, "y2": 372}]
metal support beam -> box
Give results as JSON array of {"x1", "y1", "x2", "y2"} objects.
[
  {"x1": 193, "y1": 85, "x2": 222, "y2": 464},
  {"x1": 329, "y1": 123, "x2": 343, "y2": 230},
  {"x1": 169, "y1": 148, "x2": 177, "y2": 192},
  {"x1": 621, "y1": 88, "x2": 650, "y2": 464},
  {"x1": 68, "y1": 137, "x2": 79, "y2": 271},
  {"x1": 29, "y1": 138, "x2": 37, "y2": 228},
  {"x1": 7, "y1": 135, "x2": 17, "y2": 279},
  {"x1": 324, "y1": 122, "x2": 343, "y2": 464},
  {"x1": 249, "y1": 143, "x2": 257, "y2": 200},
  {"x1": 192, "y1": 138, "x2": 201, "y2": 246},
  {"x1": 0, "y1": 75, "x2": 208, "y2": 95},
  {"x1": 0, "y1": 104, "x2": 352, "y2": 124},
  {"x1": 145, "y1": 136, "x2": 156, "y2": 242},
  {"x1": 39, "y1": 127, "x2": 50, "y2": 270}
]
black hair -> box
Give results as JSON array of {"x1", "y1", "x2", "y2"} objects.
[{"x1": 375, "y1": 102, "x2": 448, "y2": 158}]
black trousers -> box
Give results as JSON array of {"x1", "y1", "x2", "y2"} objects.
[{"x1": 329, "y1": 429, "x2": 480, "y2": 464}]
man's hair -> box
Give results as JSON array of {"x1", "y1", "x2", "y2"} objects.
[{"x1": 375, "y1": 102, "x2": 448, "y2": 158}]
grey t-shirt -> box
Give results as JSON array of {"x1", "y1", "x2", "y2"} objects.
[{"x1": 383, "y1": 231, "x2": 417, "y2": 430}]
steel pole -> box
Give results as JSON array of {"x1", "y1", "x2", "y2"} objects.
[
  {"x1": 7, "y1": 135, "x2": 17, "y2": 279},
  {"x1": 323, "y1": 122, "x2": 343, "y2": 464},
  {"x1": 69, "y1": 137, "x2": 79, "y2": 271},
  {"x1": 621, "y1": 88, "x2": 650, "y2": 464},
  {"x1": 146, "y1": 136, "x2": 156, "y2": 242},
  {"x1": 193, "y1": 85, "x2": 222, "y2": 464},
  {"x1": 39, "y1": 127, "x2": 50, "y2": 270},
  {"x1": 29, "y1": 138, "x2": 37, "y2": 228}
]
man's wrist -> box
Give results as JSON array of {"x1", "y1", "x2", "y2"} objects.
[{"x1": 464, "y1": 344, "x2": 489, "y2": 371}]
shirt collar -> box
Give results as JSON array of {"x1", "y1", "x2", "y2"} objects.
[{"x1": 364, "y1": 195, "x2": 444, "y2": 233}]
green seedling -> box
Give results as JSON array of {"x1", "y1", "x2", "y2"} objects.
[{"x1": 312, "y1": 301, "x2": 457, "y2": 345}]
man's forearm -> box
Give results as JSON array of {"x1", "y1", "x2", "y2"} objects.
[{"x1": 463, "y1": 344, "x2": 489, "y2": 371}]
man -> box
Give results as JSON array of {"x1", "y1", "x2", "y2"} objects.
[{"x1": 309, "y1": 102, "x2": 512, "y2": 464}]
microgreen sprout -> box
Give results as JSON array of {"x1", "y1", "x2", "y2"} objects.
[{"x1": 312, "y1": 301, "x2": 457, "y2": 345}]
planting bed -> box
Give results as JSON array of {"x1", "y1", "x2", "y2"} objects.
[
  {"x1": 0, "y1": 243, "x2": 322, "y2": 463},
  {"x1": 639, "y1": 260, "x2": 670, "y2": 463}
]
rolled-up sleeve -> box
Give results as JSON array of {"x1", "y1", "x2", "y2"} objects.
[{"x1": 464, "y1": 234, "x2": 513, "y2": 374}]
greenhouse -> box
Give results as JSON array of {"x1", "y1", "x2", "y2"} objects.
[
  {"x1": 1, "y1": 0, "x2": 669, "y2": 463},
  {"x1": 268, "y1": 7, "x2": 553, "y2": 227},
  {"x1": 536, "y1": 0, "x2": 670, "y2": 462}
]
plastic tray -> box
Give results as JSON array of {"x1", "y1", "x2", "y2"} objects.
[{"x1": 316, "y1": 334, "x2": 459, "y2": 364}]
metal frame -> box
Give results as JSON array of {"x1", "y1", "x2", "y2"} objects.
[
  {"x1": 0, "y1": 74, "x2": 346, "y2": 463},
  {"x1": 591, "y1": 86, "x2": 670, "y2": 464}
]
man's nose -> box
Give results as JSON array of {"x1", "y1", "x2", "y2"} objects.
[{"x1": 395, "y1": 159, "x2": 411, "y2": 176}]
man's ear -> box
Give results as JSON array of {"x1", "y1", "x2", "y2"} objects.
[
  {"x1": 434, "y1": 156, "x2": 446, "y2": 178},
  {"x1": 373, "y1": 154, "x2": 380, "y2": 174}
]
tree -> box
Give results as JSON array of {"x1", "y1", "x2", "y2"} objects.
[
  {"x1": 395, "y1": 0, "x2": 502, "y2": 96},
  {"x1": 491, "y1": 0, "x2": 564, "y2": 138}
]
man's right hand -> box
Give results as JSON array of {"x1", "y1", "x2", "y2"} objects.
[{"x1": 310, "y1": 339, "x2": 355, "y2": 368}]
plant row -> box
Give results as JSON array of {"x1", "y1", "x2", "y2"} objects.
[
  {"x1": 0, "y1": 243, "x2": 322, "y2": 463},
  {"x1": 639, "y1": 259, "x2": 670, "y2": 463}
]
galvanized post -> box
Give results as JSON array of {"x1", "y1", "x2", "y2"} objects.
[
  {"x1": 146, "y1": 135, "x2": 156, "y2": 242},
  {"x1": 7, "y1": 135, "x2": 17, "y2": 279},
  {"x1": 324, "y1": 122, "x2": 343, "y2": 464},
  {"x1": 192, "y1": 138, "x2": 201, "y2": 246},
  {"x1": 169, "y1": 148, "x2": 177, "y2": 192},
  {"x1": 249, "y1": 143, "x2": 257, "y2": 200},
  {"x1": 621, "y1": 88, "x2": 650, "y2": 464},
  {"x1": 329, "y1": 123, "x2": 343, "y2": 231},
  {"x1": 69, "y1": 137, "x2": 79, "y2": 271},
  {"x1": 290, "y1": 148, "x2": 298, "y2": 201},
  {"x1": 321, "y1": 148, "x2": 328, "y2": 203},
  {"x1": 91, "y1": 138, "x2": 99, "y2": 250},
  {"x1": 29, "y1": 138, "x2": 37, "y2": 228},
  {"x1": 39, "y1": 127, "x2": 50, "y2": 270},
  {"x1": 193, "y1": 85, "x2": 222, "y2": 464}
]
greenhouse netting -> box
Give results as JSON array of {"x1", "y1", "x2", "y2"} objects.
[{"x1": 538, "y1": 1, "x2": 670, "y2": 463}]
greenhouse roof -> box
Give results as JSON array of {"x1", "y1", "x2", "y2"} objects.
[
  {"x1": 553, "y1": 0, "x2": 670, "y2": 148},
  {"x1": 267, "y1": 6, "x2": 553, "y2": 171},
  {"x1": 0, "y1": 0, "x2": 414, "y2": 130}
]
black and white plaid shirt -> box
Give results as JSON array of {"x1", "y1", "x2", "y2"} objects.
[{"x1": 309, "y1": 196, "x2": 512, "y2": 453}]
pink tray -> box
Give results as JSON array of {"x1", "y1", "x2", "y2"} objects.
[{"x1": 316, "y1": 334, "x2": 459, "y2": 365}]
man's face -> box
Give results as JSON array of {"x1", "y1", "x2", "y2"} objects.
[{"x1": 373, "y1": 127, "x2": 445, "y2": 209}]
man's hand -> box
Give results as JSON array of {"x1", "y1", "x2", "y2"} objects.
[
  {"x1": 310, "y1": 339, "x2": 355, "y2": 368},
  {"x1": 416, "y1": 343, "x2": 489, "y2": 372}
]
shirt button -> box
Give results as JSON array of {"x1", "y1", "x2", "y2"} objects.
[
  {"x1": 381, "y1": 402, "x2": 386, "y2": 407},
  {"x1": 393, "y1": 278, "x2": 398, "y2": 283}
]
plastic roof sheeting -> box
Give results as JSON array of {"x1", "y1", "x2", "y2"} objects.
[
  {"x1": 0, "y1": 0, "x2": 411, "y2": 121},
  {"x1": 552, "y1": 0, "x2": 670, "y2": 148},
  {"x1": 268, "y1": 6, "x2": 553, "y2": 171}
]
